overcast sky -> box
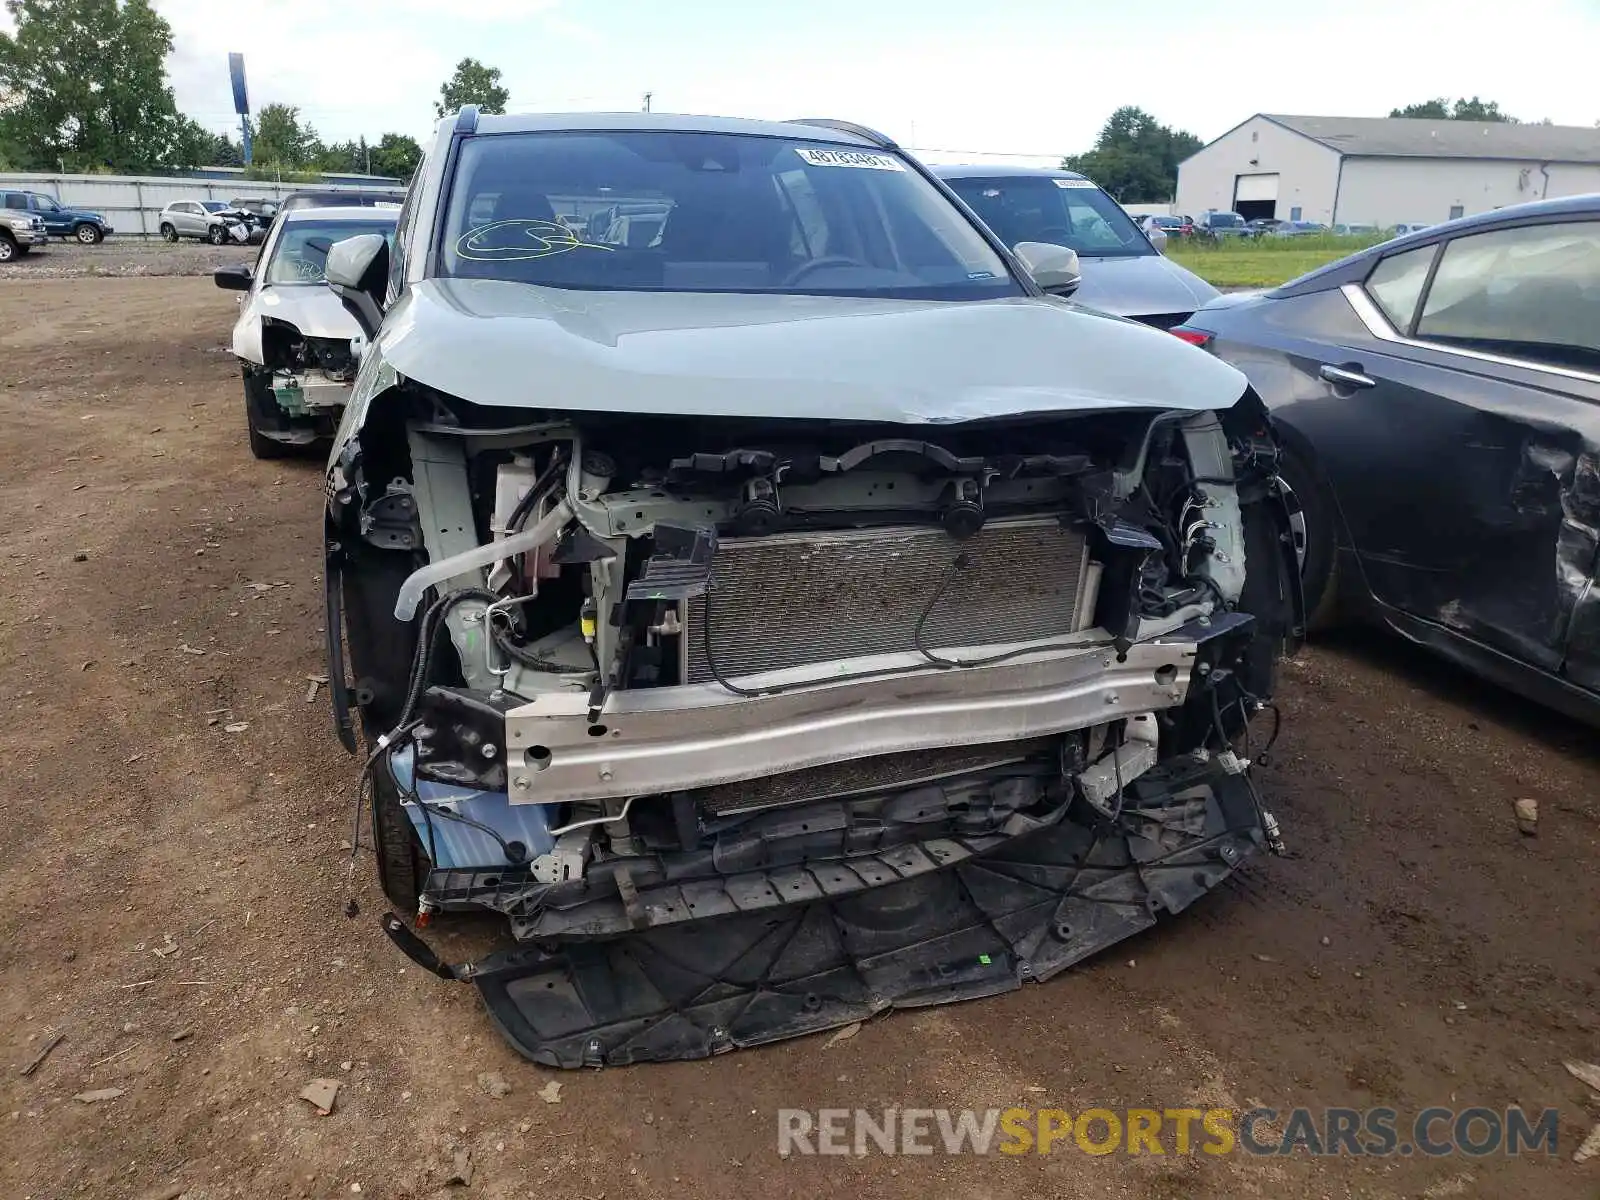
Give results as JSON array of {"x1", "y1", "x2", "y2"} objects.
[{"x1": 149, "y1": 0, "x2": 1600, "y2": 162}]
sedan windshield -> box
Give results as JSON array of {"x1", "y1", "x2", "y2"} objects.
[
  {"x1": 265, "y1": 219, "x2": 397, "y2": 284},
  {"x1": 436, "y1": 131, "x2": 1020, "y2": 298},
  {"x1": 943, "y1": 176, "x2": 1151, "y2": 259}
]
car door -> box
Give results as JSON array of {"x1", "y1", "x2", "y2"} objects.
[
  {"x1": 1267, "y1": 218, "x2": 1600, "y2": 681},
  {"x1": 180, "y1": 203, "x2": 204, "y2": 236},
  {"x1": 30, "y1": 195, "x2": 65, "y2": 235}
]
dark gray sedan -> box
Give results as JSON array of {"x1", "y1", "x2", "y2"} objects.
[
  {"x1": 1176, "y1": 195, "x2": 1600, "y2": 724},
  {"x1": 934, "y1": 165, "x2": 1218, "y2": 328}
]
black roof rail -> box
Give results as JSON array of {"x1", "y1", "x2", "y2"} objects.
[
  {"x1": 785, "y1": 118, "x2": 897, "y2": 150},
  {"x1": 454, "y1": 105, "x2": 480, "y2": 135}
]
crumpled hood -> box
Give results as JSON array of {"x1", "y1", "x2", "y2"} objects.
[
  {"x1": 1071, "y1": 254, "x2": 1220, "y2": 319},
  {"x1": 373, "y1": 278, "x2": 1248, "y2": 424},
  {"x1": 232, "y1": 284, "x2": 361, "y2": 364}
]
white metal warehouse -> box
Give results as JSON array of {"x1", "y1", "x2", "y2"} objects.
[{"x1": 1175, "y1": 114, "x2": 1600, "y2": 228}]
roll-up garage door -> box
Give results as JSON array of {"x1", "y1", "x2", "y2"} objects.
[{"x1": 1234, "y1": 174, "x2": 1280, "y2": 204}]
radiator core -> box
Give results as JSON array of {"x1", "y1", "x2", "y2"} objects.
[{"x1": 684, "y1": 517, "x2": 1091, "y2": 683}]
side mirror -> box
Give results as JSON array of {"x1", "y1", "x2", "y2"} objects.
[
  {"x1": 1013, "y1": 241, "x2": 1081, "y2": 295},
  {"x1": 324, "y1": 233, "x2": 390, "y2": 340},
  {"x1": 1147, "y1": 227, "x2": 1168, "y2": 254},
  {"x1": 213, "y1": 263, "x2": 252, "y2": 291},
  {"x1": 324, "y1": 233, "x2": 386, "y2": 291}
]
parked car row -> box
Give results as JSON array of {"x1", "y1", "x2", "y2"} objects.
[
  {"x1": 1138, "y1": 214, "x2": 1397, "y2": 241},
  {"x1": 0, "y1": 187, "x2": 404, "y2": 259},
  {"x1": 165, "y1": 189, "x2": 405, "y2": 244}
]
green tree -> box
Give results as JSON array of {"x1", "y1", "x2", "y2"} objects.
[
  {"x1": 1063, "y1": 106, "x2": 1202, "y2": 203},
  {"x1": 1390, "y1": 97, "x2": 1515, "y2": 122},
  {"x1": 207, "y1": 130, "x2": 244, "y2": 168},
  {"x1": 253, "y1": 102, "x2": 324, "y2": 170},
  {"x1": 369, "y1": 132, "x2": 423, "y2": 179},
  {"x1": 435, "y1": 57, "x2": 508, "y2": 118},
  {"x1": 0, "y1": 0, "x2": 194, "y2": 171},
  {"x1": 165, "y1": 115, "x2": 220, "y2": 170},
  {"x1": 318, "y1": 136, "x2": 368, "y2": 174}
]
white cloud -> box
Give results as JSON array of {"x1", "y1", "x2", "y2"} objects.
[{"x1": 18, "y1": 0, "x2": 1600, "y2": 155}]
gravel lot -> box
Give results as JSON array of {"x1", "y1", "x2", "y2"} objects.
[
  {"x1": 0, "y1": 237, "x2": 254, "y2": 278},
  {"x1": 1, "y1": 275, "x2": 1597, "y2": 1200}
]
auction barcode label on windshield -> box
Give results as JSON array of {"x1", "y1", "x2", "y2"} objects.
[{"x1": 795, "y1": 148, "x2": 905, "y2": 171}]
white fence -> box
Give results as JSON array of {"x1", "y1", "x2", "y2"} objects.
[{"x1": 0, "y1": 171, "x2": 402, "y2": 238}]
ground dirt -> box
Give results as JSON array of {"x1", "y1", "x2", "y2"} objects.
[
  {"x1": 1, "y1": 276, "x2": 1598, "y2": 1200},
  {"x1": 1, "y1": 239, "x2": 254, "y2": 279}
]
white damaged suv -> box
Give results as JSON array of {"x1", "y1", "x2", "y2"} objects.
[
  {"x1": 214, "y1": 206, "x2": 397, "y2": 457},
  {"x1": 320, "y1": 110, "x2": 1303, "y2": 1067}
]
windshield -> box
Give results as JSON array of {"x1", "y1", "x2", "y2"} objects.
[
  {"x1": 943, "y1": 175, "x2": 1150, "y2": 259},
  {"x1": 436, "y1": 131, "x2": 1020, "y2": 298},
  {"x1": 201, "y1": 201, "x2": 229, "y2": 213},
  {"x1": 1207, "y1": 212, "x2": 1241, "y2": 228},
  {"x1": 265, "y1": 219, "x2": 397, "y2": 284}
]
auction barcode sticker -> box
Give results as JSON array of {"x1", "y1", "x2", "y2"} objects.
[
  {"x1": 795, "y1": 147, "x2": 905, "y2": 171},
  {"x1": 1053, "y1": 178, "x2": 1098, "y2": 189}
]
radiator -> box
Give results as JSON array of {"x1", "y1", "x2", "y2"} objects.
[{"x1": 684, "y1": 517, "x2": 1092, "y2": 683}]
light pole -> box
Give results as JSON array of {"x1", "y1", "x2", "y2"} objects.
[{"x1": 642, "y1": 91, "x2": 653, "y2": 113}]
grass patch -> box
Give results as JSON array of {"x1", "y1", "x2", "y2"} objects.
[{"x1": 1168, "y1": 234, "x2": 1385, "y2": 288}]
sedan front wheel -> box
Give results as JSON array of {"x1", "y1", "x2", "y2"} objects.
[{"x1": 1277, "y1": 445, "x2": 1340, "y2": 629}]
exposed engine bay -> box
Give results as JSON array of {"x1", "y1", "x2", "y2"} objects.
[
  {"x1": 326, "y1": 381, "x2": 1302, "y2": 1066},
  {"x1": 244, "y1": 319, "x2": 359, "y2": 442}
]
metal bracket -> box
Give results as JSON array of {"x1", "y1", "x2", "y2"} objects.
[
  {"x1": 360, "y1": 480, "x2": 422, "y2": 551},
  {"x1": 407, "y1": 429, "x2": 495, "y2": 690}
]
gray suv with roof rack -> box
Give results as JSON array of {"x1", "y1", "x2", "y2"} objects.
[{"x1": 316, "y1": 106, "x2": 1299, "y2": 1068}]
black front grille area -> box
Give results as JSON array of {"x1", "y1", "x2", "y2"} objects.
[{"x1": 697, "y1": 739, "x2": 1059, "y2": 815}]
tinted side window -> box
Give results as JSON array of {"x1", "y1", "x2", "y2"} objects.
[
  {"x1": 386, "y1": 165, "x2": 424, "y2": 304},
  {"x1": 4, "y1": 193, "x2": 27, "y2": 209},
  {"x1": 1363, "y1": 244, "x2": 1436, "y2": 332},
  {"x1": 1415, "y1": 221, "x2": 1600, "y2": 371}
]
